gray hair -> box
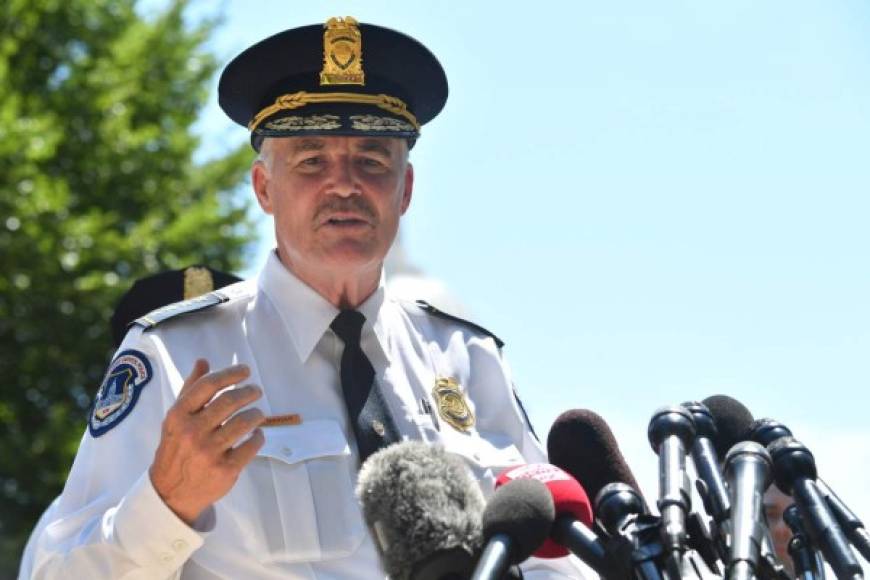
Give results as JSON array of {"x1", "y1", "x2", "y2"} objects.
[{"x1": 255, "y1": 138, "x2": 274, "y2": 169}]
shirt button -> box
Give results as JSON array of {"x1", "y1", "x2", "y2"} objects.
[
  {"x1": 160, "y1": 552, "x2": 174, "y2": 563},
  {"x1": 172, "y1": 539, "x2": 188, "y2": 552},
  {"x1": 281, "y1": 445, "x2": 293, "y2": 457},
  {"x1": 371, "y1": 420, "x2": 385, "y2": 437}
]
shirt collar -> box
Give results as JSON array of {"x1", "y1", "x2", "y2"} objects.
[{"x1": 257, "y1": 250, "x2": 387, "y2": 362}]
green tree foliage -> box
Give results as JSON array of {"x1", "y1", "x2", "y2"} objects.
[{"x1": 0, "y1": 0, "x2": 256, "y2": 572}]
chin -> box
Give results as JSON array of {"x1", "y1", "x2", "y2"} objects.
[{"x1": 320, "y1": 243, "x2": 384, "y2": 272}]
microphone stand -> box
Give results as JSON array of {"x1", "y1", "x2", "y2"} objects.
[{"x1": 785, "y1": 504, "x2": 825, "y2": 580}]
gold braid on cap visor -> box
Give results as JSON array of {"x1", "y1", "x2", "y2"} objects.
[{"x1": 248, "y1": 91, "x2": 420, "y2": 132}]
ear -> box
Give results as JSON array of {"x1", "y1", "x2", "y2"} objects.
[
  {"x1": 251, "y1": 160, "x2": 274, "y2": 215},
  {"x1": 400, "y1": 163, "x2": 414, "y2": 215}
]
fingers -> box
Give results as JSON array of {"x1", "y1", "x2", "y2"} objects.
[
  {"x1": 213, "y1": 407, "x2": 266, "y2": 449},
  {"x1": 226, "y1": 428, "x2": 265, "y2": 469},
  {"x1": 152, "y1": 361, "x2": 265, "y2": 525},
  {"x1": 197, "y1": 384, "x2": 262, "y2": 428},
  {"x1": 177, "y1": 363, "x2": 251, "y2": 414},
  {"x1": 178, "y1": 359, "x2": 210, "y2": 397}
]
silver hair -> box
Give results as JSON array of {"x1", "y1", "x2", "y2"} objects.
[{"x1": 255, "y1": 138, "x2": 274, "y2": 169}]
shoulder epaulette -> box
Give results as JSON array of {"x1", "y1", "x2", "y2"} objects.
[
  {"x1": 133, "y1": 290, "x2": 229, "y2": 331},
  {"x1": 414, "y1": 300, "x2": 504, "y2": 348}
]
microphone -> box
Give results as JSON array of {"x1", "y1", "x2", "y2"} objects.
[
  {"x1": 356, "y1": 441, "x2": 485, "y2": 580},
  {"x1": 768, "y1": 437, "x2": 864, "y2": 580},
  {"x1": 471, "y1": 478, "x2": 556, "y2": 580},
  {"x1": 495, "y1": 463, "x2": 611, "y2": 576},
  {"x1": 683, "y1": 401, "x2": 731, "y2": 525},
  {"x1": 748, "y1": 418, "x2": 792, "y2": 448},
  {"x1": 647, "y1": 405, "x2": 696, "y2": 572},
  {"x1": 722, "y1": 441, "x2": 773, "y2": 580},
  {"x1": 596, "y1": 482, "x2": 650, "y2": 536},
  {"x1": 784, "y1": 504, "x2": 826, "y2": 580},
  {"x1": 595, "y1": 482, "x2": 665, "y2": 580},
  {"x1": 816, "y1": 479, "x2": 870, "y2": 564},
  {"x1": 701, "y1": 395, "x2": 755, "y2": 459},
  {"x1": 547, "y1": 409, "x2": 644, "y2": 503},
  {"x1": 750, "y1": 418, "x2": 870, "y2": 563}
]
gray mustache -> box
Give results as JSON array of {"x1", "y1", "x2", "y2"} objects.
[{"x1": 315, "y1": 198, "x2": 377, "y2": 222}]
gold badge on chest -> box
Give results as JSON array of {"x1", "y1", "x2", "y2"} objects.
[{"x1": 432, "y1": 377, "x2": 475, "y2": 432}]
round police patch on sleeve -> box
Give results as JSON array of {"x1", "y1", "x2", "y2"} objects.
[{"x1": 89, "y1": 349, "x2": 154, "y2": 437}]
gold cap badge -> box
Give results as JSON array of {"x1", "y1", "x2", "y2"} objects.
[
  {"x1": 432, "y1": 377, "x2": 475, "y2": 432},
  {"x1": 183, "y1": 266, "x2": 215, "y2": 300},
  {"x1": 320, "y1": 16, "x2": 365, "y2": 86}
]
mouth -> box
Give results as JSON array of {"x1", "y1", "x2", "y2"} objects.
[{"x1": 320, "y1": 214, "x2": 373, "y2": 229}]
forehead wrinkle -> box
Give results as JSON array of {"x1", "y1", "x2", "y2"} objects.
[
  {"x1": 291, "y1": 138, "x2": 326, "y2": 153},
  {"x1": 358, "y1": 139, "x2": 411, "y2": 163},
  {"x1": 275, "y1": 136, "x2": 405, "y2": 161},
  {"x1": 355, "y1": 139, "x2": 393, "y2": 156}
]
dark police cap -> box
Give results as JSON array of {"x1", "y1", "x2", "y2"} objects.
[
  {"x1": 110, "y1": 266, "x2": 242, "y2": 348},
  {"x1": 218, "y1": 16, "x2": 448, "y2": 151}
]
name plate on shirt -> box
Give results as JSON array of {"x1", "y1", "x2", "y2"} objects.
[{"x1": 263, "y1": 413, "x2": 302, "y2": 427}]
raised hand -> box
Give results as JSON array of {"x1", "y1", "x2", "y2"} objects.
[{"x1": 149, "y1": 359, "x2": 265, "y2": 525}]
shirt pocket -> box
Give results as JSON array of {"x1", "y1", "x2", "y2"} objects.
[{"x1": 215, "y1": 419, "x2": 367, "y2": 565}]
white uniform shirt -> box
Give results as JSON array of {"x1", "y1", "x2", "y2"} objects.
[{"x1": 31, "y1": 252, "x2": 588, "y2": 579}]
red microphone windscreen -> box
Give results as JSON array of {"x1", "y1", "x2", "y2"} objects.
[{"x1": 496, "y1": 463, "x2": 593, "y2": 558}]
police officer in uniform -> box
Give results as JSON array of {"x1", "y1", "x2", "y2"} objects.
[{"x1": 30, "y1": 18, "x2": 587, "y2": 579}]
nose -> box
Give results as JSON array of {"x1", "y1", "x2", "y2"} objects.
[{"x1": 328, "y1": 156, "x2": 361, "y2": 198}]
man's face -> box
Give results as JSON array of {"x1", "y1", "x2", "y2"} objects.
[{"x1": 252, "y1": 136, "x2": 413, "y2": 279}]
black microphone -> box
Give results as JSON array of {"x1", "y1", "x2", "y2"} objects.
[
  {"x1": 596, "y1": 482, "x2": 650, "y2": 537},
  {"x1": 748, "y1": 418, "x2": 793, "y2": 448},
  {"x1": 723, "y1": 441, "x2": 773, "y2": 580},
  {"x1": 471, "y1": 478, "x2": 556, "y2": 580},
  {"x1": 596, "y1": 482, "x2": 664, "y2": 580},
  {"x1": 549, "y1": 516, "x2": 611, "y2": 578},
  {"x1": 547, "y1": 409, "x2": 644, "y2": 504},
  {"x1": 356, "y1": 441, "x2": 485, "y2": 580},
  {"x1": 816, "y1": 479, "x2": 870, "y2": 564},
  {"x1": 750, "y1": 418, "x2": 870, "y2": 563},
  {"x1": 768, "y1": 437, "x2": 864, "y2": 580},
  {"x1": 648, "y1": 405, "x2": 696, "y2": 573},
  {"x1": 497, "y1": 463, "x2": 610, "y2": 576},
  {"x1": 702, "y1": 395, "x2": 755, "y2": 460},
  {"x1": 784, "y1": 504, "x2": 826, "y2": 580},
  {"x1": 683, "y1": 401, "x2": 731, "y2": 525}
]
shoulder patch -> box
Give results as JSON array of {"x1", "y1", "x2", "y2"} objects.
[
  {"x1": 89, "y1": 349, "x2": 154, "y2": 437},
  {"x1": 414, "y1": 300, "x2": 504, "y2": 348},
  {"x1": 133, "y1": 290, "x2": 229, "y2": 331}
]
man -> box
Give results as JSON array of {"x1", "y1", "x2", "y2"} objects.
[{"x1": 30, "y1": 18, "x2": 585, "y2": 578}]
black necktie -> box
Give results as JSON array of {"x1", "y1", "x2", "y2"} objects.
[{"x1": 330, "y1": 310, "x2": 400, "y2": 463}]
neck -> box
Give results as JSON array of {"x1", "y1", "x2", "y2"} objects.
[{"x1": 276, "y1": 249, "x2": 382, "y2": 309}]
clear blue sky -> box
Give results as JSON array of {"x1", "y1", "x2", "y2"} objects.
[{"x1": 163, "y1": 0, "x2": 870, "y2": 510}]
